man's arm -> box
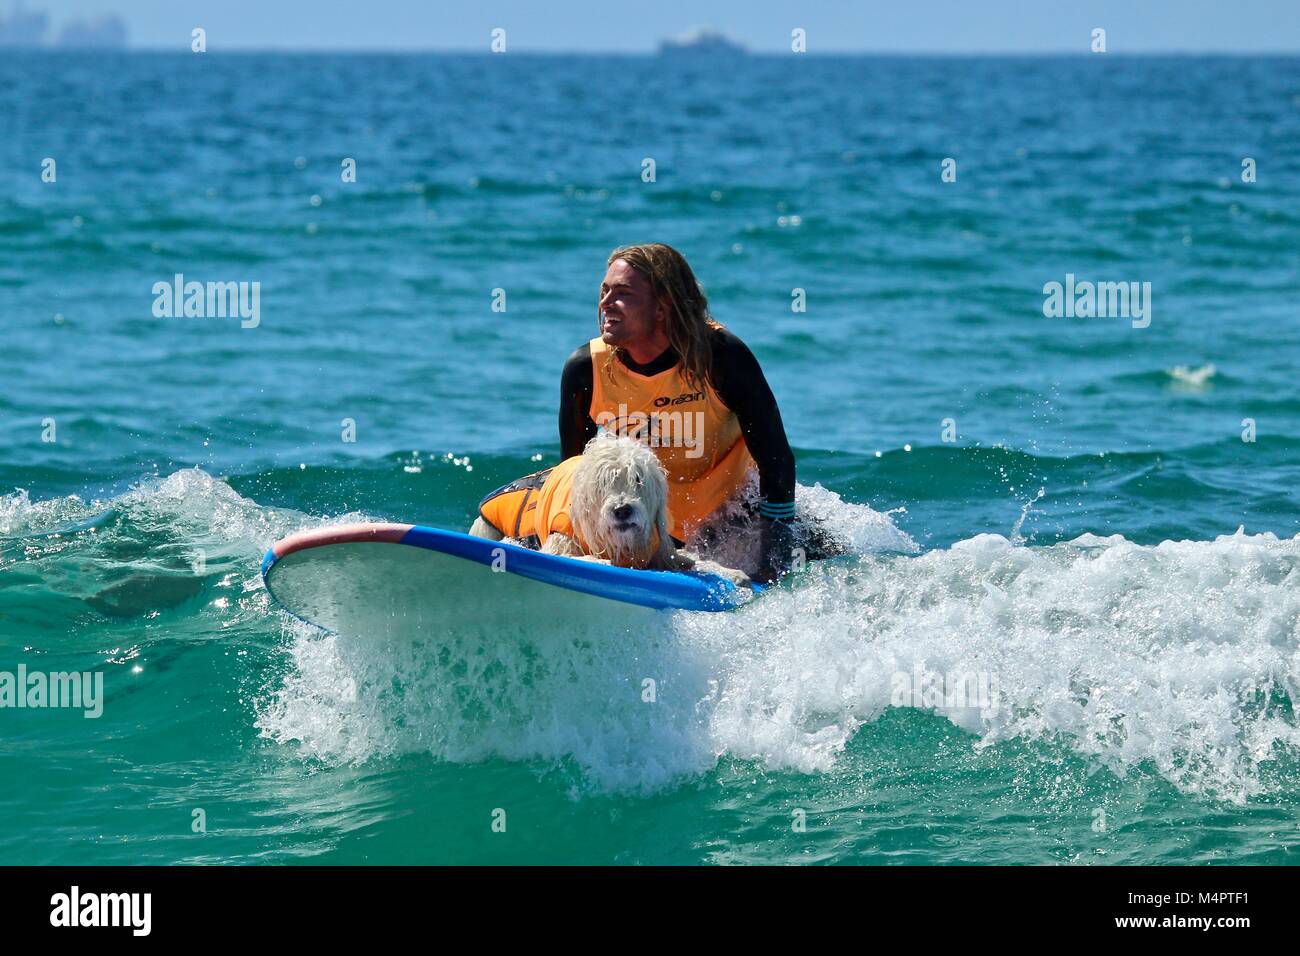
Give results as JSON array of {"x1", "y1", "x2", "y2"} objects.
[
  {"x1": 709, "y1": 328, "x2": 796, "y2": 512},
  {"x1": 710, "y1": 328, "x2": 798, "y2": 581},
  {"x1": 559, "y1": 343, "x2": 596, "y2": 459}
]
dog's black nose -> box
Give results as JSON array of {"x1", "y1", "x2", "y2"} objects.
[{"x1": 612, "y1": 504, "x2": 633, "y2": 522}]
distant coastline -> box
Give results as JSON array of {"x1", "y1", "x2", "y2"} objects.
[{"x1": 0, "y1": 1, "x2": 128, "y2": 49}]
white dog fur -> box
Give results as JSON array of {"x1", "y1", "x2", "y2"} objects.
[{"x1": 470, "y1": 434, "x2": 752, "y2": 588}]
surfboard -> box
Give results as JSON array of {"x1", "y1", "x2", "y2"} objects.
[{"x1": 261, "y1": 523, "x2": 753, "y2": 638}]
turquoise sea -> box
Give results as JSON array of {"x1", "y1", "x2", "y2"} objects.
[{"x1": 2, "y1": 52, "x2": 1300, "y2": 864}]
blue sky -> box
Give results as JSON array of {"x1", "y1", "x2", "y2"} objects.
[{"x1": 21, "y1": 0, "x2": 1300, "y2": 51}]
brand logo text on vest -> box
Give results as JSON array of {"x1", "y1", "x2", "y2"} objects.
[{"x1": 594, "y1": 405, "x2": 705, "y2": 458}]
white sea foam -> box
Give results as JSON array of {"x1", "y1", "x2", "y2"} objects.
[
  {"x1": 1168, "y1": 363, "x2": 1217, "y2": 389},
  {"x1": 682, "y1": 477, "x2": 918, "y2": 575},
  {"x1": 9, "y1": 471, "x2": 1297, "y2": 802},
  {"x1": 257, "y1": 495, "x2": 1300, "y2": 802},
  {"x1": 692, "y1": 528, "x2": 1300, "y2": 803}
]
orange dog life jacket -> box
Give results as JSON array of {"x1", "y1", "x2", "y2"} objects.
[{"x1": 477, "y1": 456, "x2": 582, "y2": 548}]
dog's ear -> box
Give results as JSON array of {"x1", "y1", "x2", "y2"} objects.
[
  {"x1": 635, "y1": 451, "x2": 673, "y2": 567},
  {"x1": 568, "y1": 488, "x2": 602, "y2": 560}
]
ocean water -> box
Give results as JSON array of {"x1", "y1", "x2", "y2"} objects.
[{"x1": 2, "y1": 51, "x2": 1300, "y2": 864}]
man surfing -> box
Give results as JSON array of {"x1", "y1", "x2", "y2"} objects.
[{"x1": 559, "y1": 243, "x2": 836, "y2": 583}]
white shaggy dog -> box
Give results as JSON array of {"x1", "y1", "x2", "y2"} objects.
[{"x1": 470, "y1": 434, "x2": 752, "y2": 588}]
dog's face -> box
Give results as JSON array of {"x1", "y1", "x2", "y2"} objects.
[{"x1": 570, "y1": 435, "x2": 670, "y2": 566}]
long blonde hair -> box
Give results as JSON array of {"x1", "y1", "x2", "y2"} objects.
[{"x1": 600, "y1": 243, "x2": 722, "y2": 392}]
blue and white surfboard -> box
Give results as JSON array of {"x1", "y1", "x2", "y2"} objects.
[{"x1": 261, "y1": 523, "x2": 752, "y2": 637}]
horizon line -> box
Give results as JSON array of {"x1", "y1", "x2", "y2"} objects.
[{"x1": 13, "y1": 46, "x2": 1300, "y2": 56}]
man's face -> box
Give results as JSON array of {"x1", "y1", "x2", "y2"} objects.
[{"x1": 599, "y1": 259, "x2": 663, "y2": 348}]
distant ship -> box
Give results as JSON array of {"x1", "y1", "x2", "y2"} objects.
[
  {"x1": 0, "y1": 2, "x2": 128, "y2": 48},
  {"x1": 658, "y1": 26, "x2": 747, "y2": 56}
]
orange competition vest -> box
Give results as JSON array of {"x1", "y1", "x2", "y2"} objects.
[
  {"x1": 588, "y1": 336, "x2": 755, "y2": 542},
  {"x1": 477, "y1": 455, "x2": 582, "y2": 548}
]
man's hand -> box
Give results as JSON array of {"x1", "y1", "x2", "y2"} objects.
[{"x1": 754, "y1": 515, "x2": 797, "y2": 585}]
